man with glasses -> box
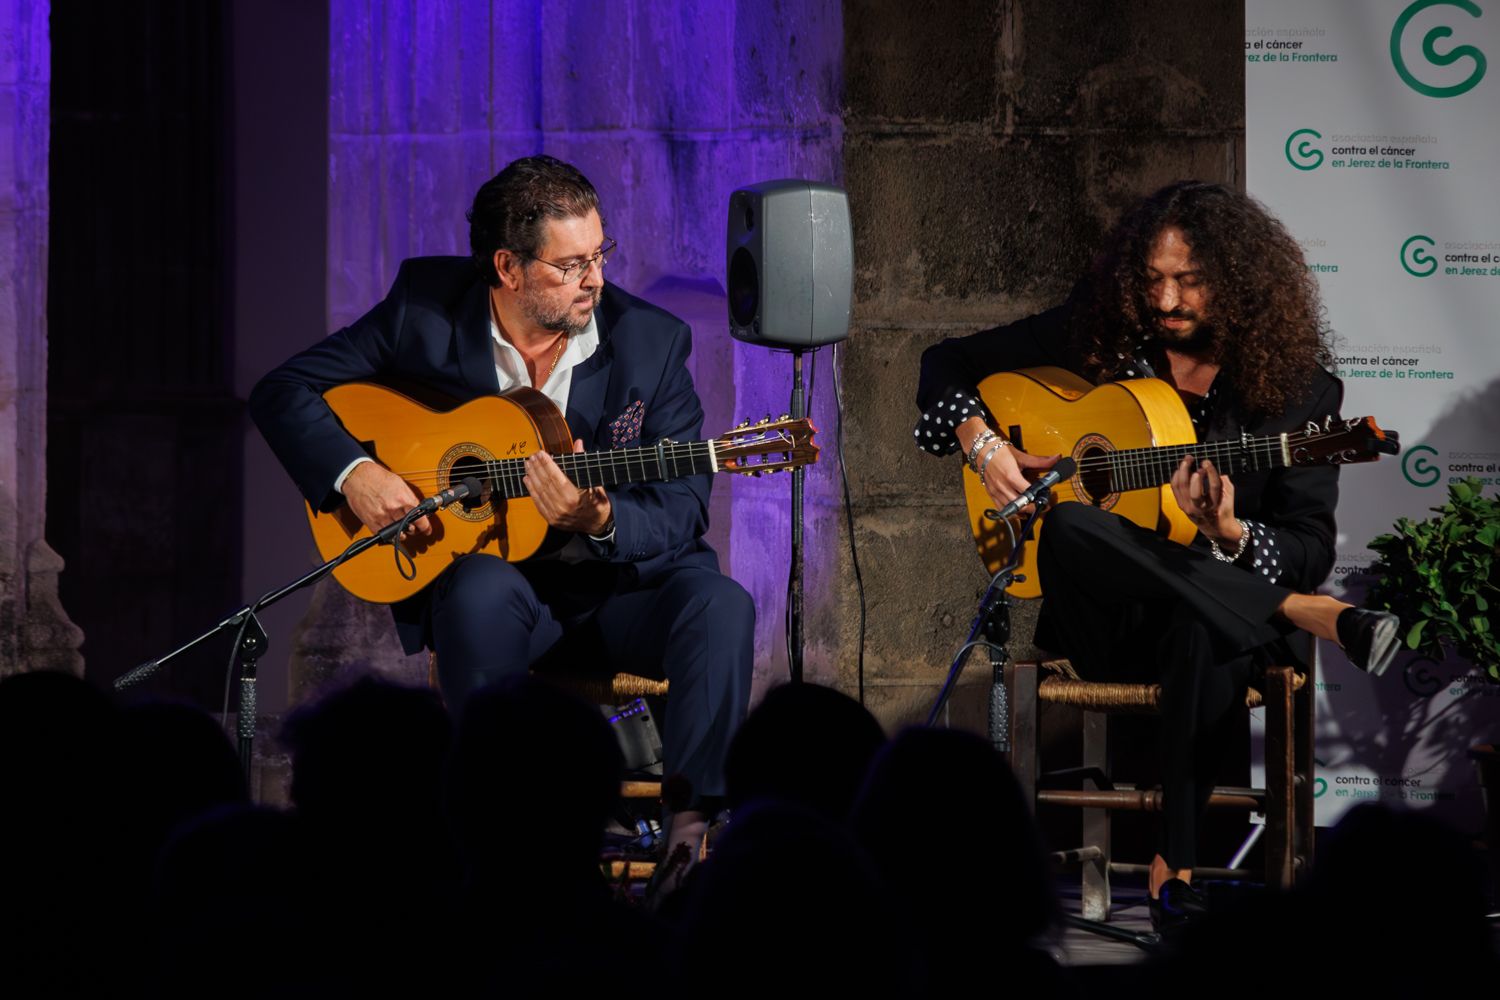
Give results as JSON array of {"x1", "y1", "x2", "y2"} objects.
[{"x1": 251, "y1": 156, "x2": 754, "y2": 867}]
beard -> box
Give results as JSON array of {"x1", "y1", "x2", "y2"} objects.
[
  {"x1": 522, "y1": 284, "x2": 602, "y2": 337},
  {"x1": 1148, "y1": 309, "x2": 1220, "y2": 355}
]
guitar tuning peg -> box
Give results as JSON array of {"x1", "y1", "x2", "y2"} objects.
[
  {"x1": 778, "y1": 413, "x2": 790, "y2": 421},
  {"x1": 762, "y1": 413, "x2": 771, "y2": 424}
]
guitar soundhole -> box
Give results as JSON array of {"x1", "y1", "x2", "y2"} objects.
[
  {"x1": 1072, "y1": 437, "x2": 1118, "y2": 509},
  {"x1": 441, "y1": 444, "x2": 498, "y2": 523}
]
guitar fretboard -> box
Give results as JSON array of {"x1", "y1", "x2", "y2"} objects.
[
  {"x1": 484, "y1": 440, "x2": 719, "y2": 499},
  {"x1": 1095, "y1": 435, "x2": 1289, "y2": 493}
]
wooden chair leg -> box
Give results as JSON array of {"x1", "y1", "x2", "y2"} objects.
[
  {"x1": 1294, "y1": 651, "x2": 1317, "y2": 879},
  {"x1": 1081, "y1": 709, "x2": 1111, "y2": 921},
  {"x1": 1262, "y1": 666, "x2": 1296, "y2": 890},
  {"x1": 1005, "y1": 660, "x2": 1040, "y2": 813}
]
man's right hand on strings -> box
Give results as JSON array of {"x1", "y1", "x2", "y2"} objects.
[
  {"x1": 955, "y1": 415, "x2": 1061, "y2": 511},
  {"x1": 343, "y1": 461, "x2": 436, "y2": 539}
]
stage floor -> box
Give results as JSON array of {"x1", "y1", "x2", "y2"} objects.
[
  {"x1": 1052, "y1": 877, "x2": 1155, "y2": 966},
  {"x1": 1050, "y1": 875, "x2": 1500, "y2": 967}
]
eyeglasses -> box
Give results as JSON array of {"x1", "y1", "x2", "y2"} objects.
[{"x1": 530, "y1": 238, "x2": 617, "y2": 284}]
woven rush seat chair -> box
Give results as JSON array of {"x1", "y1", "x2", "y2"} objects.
[{"x1": 1004, "y1": 636, "x2": 1315, "y2": 923}]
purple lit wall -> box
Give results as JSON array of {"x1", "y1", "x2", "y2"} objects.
[
  {"x1": 0, "y1": 0, "x2": 82, "y2": 674},
  {"x1": 302, "y1": 1, "x2": 844, "y2": 698}
]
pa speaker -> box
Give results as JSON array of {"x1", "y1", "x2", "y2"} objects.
[{"x1": 726, "y1": 180, "x2": 852, "y2": 348}]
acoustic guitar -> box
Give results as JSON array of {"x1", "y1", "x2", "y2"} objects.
[
  {"x1": 965, "y1": 366, "x2": 1399, "y2": 598},
  {"x1": 306, "y1": 382, "x2": 818, "y2": 603}
]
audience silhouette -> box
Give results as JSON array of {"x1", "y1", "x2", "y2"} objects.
[{"x1": 1, "y1": 669, "x2": 1494, "y2": 995}]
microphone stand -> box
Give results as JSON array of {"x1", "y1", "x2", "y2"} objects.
[
  {"x1": 789, "y1": 348, "x2": 807, "y2": 683},
  {"x1": 116, "y1": 481, "x2": 480, "y2": 780},
  {"x1": 927, "y1": 457, "x2": 1077, "y2": 732},
  {"x1": 926, "y1": 497, "x2": 1046, "y2": 732},
  {"x1": 925, "y1": 481, "x2": 1166, "y2": 952}
]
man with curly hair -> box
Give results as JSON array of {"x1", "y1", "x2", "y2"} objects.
[{"x1": 914, "y1": 181, "x2": 1397, "y2": 931}]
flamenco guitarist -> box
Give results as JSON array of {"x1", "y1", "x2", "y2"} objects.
[
  {"x1": 251, "y1": 156, "x2": 754, "y2": 868},
  {"x1": 914, "y1": 181, "x2": 1399, "y2": 931}
]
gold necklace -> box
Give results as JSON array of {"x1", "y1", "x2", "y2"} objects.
[
  {"x1": 490, "y1": 292, "x2": 569, "y2": 389},
  {"x1": 537, "y1": 332, "x2": 568, "y2": 388}
]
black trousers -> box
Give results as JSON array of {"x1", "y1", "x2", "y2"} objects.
[
  {"x1": 1035, "y1": 502, "x2": 1295, "y2": 869},
  {"x1": 426, "y1": 554, "x2": 755, "y2": 803}
]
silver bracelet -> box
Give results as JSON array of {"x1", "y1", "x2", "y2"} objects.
[
  {"x1": 1210, "y1": 519, "x2": 1251, "y2": 563},
  {"x1": 966, "y1": 429, "x2": 998, "y2": 471},
  {"x1": 977, "y1": 439, "x2": 1009, "y2": 481}
]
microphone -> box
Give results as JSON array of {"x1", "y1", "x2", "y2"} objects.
[
  {"x1": 986, "y1": 457, "x2": 1077, "y2": 521},
  {"x1": 114, "y1": 660, "x2": 161, "y2": 691},
  {"x1": 410, "y1": 476, "x2": 485, "y2": 517}
]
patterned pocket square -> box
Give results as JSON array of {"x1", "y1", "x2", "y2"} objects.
[{"x1": 609, "y1": 400, "x2": 646, "y2": 447}]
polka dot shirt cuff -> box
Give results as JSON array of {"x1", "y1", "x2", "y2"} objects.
[
  {"x1": 914, "y1": 392, "x2": 988, "y2": 456},
  {"x1": 1243, "y1": 520, "x2": 1283, "y2": 583}
]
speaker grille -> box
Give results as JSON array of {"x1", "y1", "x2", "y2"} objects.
[{"x1": 728, "y1": 246, "x2": 759, "y2": 328}]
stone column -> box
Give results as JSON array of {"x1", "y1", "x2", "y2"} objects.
[
  {"x1": 840, "y1": 0, "x2": 1245, "y2": 729},
  {"x1": 0, "y1": 0, "x2": 84, "y2": 677}
]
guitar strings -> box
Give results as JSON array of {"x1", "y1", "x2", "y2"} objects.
[
  {"x1": 1076, "y1": 439, "x2": 1285, "y2": 491},
  {"x1": 346, "y1": 417, "x2": 805, "y2": 490},
  {"x1": 1044, "y1": 431, "x2": 1298, "y2": 494},
  {"x1": 368, "y1": 435, "x2": 806, "y2": 499},
  {"x1": 378, "y1": 440, "x2": 719, "y2": 482}
]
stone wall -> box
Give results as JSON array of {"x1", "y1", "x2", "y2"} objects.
[
  {"x1": 836, "y1": 0, "x2": 1245, "y2": 729},
  {"x1": 0, "y1": 0, "x2": 82, "y2": 676}
]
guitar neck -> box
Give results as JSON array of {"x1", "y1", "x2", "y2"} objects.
[
  {"x1": 1102, "y1": 434, "x2": 1290, "y2": 493},
  {"x1": 487, "y1": 440, "x2": 719, "y2": 499}
]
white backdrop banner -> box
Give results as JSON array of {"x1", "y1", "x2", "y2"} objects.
[{"x1": 1246, "y1": 0, "x2": 1500, "y2": 831}]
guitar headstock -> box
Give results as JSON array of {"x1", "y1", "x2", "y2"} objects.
[
  {"x1": 1289, "y1": 415, "x2": 1401, "y2": 467},
  {"x1": 715, "y1": 415, "x2": 819, "y2": 476}
]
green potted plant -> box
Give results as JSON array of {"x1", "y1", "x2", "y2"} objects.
[
  {"x1": 1367, "y1": 476, "x2": 1499, "y2": 681},
  {"x1": 1369, "y1": 476, "x2": 1500, "y2": 904}
]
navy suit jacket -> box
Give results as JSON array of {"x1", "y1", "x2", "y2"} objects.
[{"x1": 250, "y1": 256, "x2": 721, "y2": 647}]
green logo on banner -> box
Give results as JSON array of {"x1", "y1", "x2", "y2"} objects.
[
  {"x1": 1285, "y1": 128, "x2": 1324, "y2": 170},
  {"x1": 1400, "y1": 235, "x2": 1438, "y2": 276},
  {"x1": 1391, "y1": 0, "x2": 1488, "y2": 98},
  {"x1": 1403, "y1": 444, "x2": 1441, "y2": 486},
  {"x1": 1403, "y1": 656, "x2": 1446, "y2": 697}
]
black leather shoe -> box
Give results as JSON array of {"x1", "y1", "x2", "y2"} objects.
[
  {"x1": 1336, "y1": 608, "x2": 1400, "y2": 677},
  {"x1": 1149, "y1": 878, "x2": 1208, "y2": 936}
]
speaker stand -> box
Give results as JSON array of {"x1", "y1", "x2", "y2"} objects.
[{"x1": 788, "y1": 348, "x2": 807, "y2": 684}]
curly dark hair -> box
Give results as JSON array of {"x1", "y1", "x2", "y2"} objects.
[
  {"x1": 466, "y1": 155, "x2": 600, "y2": 286},
  {"x1": 1067, "y1": 181, "x2": 1333, "y2": 417}
]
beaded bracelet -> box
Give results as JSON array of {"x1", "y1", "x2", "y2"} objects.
[{"x1": 1210, "y1": 519, "x2": 1251, "y2": 563}]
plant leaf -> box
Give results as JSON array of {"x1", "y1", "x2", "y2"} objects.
[{"x1": 1406, "y1": 619, "x2": 1426, "y2": 648}]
